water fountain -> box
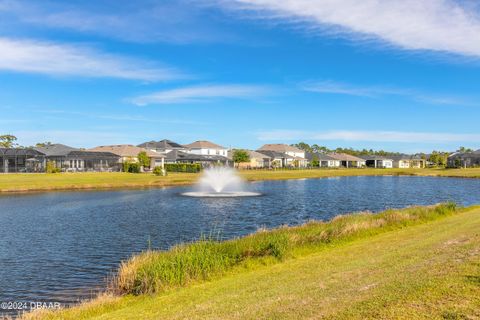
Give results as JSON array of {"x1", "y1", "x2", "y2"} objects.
[{"x1": 182, "y1": 167, "x2": 261, "y2": 197}]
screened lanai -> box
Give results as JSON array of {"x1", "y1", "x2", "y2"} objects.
[{"x1": 0, "y1": 148, "x2": 46, "y2": 173}]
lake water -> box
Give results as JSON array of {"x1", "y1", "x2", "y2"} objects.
[{"x1": 1, "y1": 176, "x2": 480, "y2": 315}]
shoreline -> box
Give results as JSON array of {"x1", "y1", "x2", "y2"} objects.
[
  {"x1": 22, "y1": 203, "x2": 480, "y2": 319},
  {"x1": 1, "y1": 168, "x2": 480, "y2": 194}
]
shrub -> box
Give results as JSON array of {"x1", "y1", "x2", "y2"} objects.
[
  {"x1": 137, "y1": 151, "x2": 150, "y2": 168},
  {"x1": 153, "y1": 166, "x2": 164, "y2": 176},
  {"x1": 123, "y1": 162, "x2": 141, "y2": 173},
  {"x1": 46, "y1": 161, "x2": 61, "y2": 173},
  {"x1": 165, "y1": 163, "x2": 201, "y2": 173}
]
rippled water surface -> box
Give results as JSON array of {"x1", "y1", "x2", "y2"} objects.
[{"x1": 1, "y1": 176, "x2": 480, "y2": 313}]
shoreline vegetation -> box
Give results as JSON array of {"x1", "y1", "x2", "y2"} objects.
[
  {"x1": 2, "y1": 167, "x2": 480, "y2": 193},
  {"x1": 24, "y1": 203, "x2": 480, "y2": 319}
]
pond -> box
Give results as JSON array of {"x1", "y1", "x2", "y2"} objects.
[{"x1": 1, "y1": 175, "x2": 479, "y2": 314}]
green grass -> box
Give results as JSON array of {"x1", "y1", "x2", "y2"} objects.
[
  {"x1": 2, "y1": 168, "x2": 480, "y2": 193},
  {"x1": 24, "y1": 203, "x2": 480, "y2": 319}
]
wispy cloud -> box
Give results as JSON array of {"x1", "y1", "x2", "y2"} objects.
[
  {"x1": 301, "y1": 80, "x2": 474, "y2": 106},
  {"x1": 257, "y1": 129, "x2": 480, "y2": 143},
  {"x1": 224, "y1": 0, "x2": 480, "y2": 58},
  {"x1": 0, "y1": 37, "x2": 183, "y2": 81},
  {"x1": 15, "y1": 130, "x2": 132, "y2": 148},
  {"x1": 36, "y1": 109, "x2": 208, "y2": 125},
  {"x1": 131, "y1": 84, "x2": 272, "y2": 105},
  {"x1": 0, "y1": 1, "x2": 235, "y2": 44}
]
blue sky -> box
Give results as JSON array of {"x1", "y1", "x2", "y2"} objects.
[{"x1": 1, "y1": 0, "x2": 480, "y2": 153}]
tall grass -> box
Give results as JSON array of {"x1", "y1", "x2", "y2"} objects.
[{"x1": 115, "y1": 203, "x2": 458, "y2": 295}]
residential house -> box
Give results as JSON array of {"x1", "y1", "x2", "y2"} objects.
[
  {"x1": 185, "y1": 140, "x2": 229, "y2": 157},
  {"x1": 35, "y1": 144, "x2": 120, "y2": 172},
  {"x1": 165, "y1": 149, "x2": 229, "y2": 166},
  {"x1": 328, "y1": 153, "x2": 366, "y2": 168},
  {"x1": 228, "y1": 150, "x2": 271, "y2": 168},
  {"x1": 390, "y1": 155, "x2": 426, "y2": 168},
  {"x1": 360, "y1": 155, "x2": 394, "y2": 168},
  {"x1": 447, "y1": 150, "x2": 480, "y2": 168},
  {"x1": 89, "y1": 144, "x2": 165, "y2": 169},
  {"x1": 305, "y1": 152, "x2": 341, "y2": 168},
  {"x1": 257, "y1": 144, "x2": 308, "y2": 167},
  {"x1": 137, "y1": 139, "x2": 187, "y2": 154},
  {"x1": 0, "y1": 148, "x2": 45, "y2": 173}
]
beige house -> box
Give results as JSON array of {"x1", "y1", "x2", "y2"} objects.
[
  {"x1": 391, "y1": 155, "x2": 426, "y2": 168},
  {"x1": 89, "y1": 145, "x2": 165, "y2": 169},
  {"x1": 228, "y1": 150, "x2": 271, "y2": 168},
  {"x1": 328, "y1": 153, "x2": 366, "y2": 168},
  {"x1": 257, "y1": 144, "x2": 308, "y2": 167}
]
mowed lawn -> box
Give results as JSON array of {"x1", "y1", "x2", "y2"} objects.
[
  {"x1": 2, "y1": 168, "x2": 480, "y2": 192},
  {"x1": 27, "y1": 206, "x2": 480, "y2": 320}
]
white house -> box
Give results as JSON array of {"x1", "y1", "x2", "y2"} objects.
[
  {"x1": 360, "y1": 155, "x2": 394, "y2": 168},
  {"x1": 185, "y1": 140, "x2": 229, "y2": 157}
]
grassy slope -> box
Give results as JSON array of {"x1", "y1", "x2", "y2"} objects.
[
  {"x1": 2, "y1": 168, "x2": 480, "y2": 192},
  {"x1": 27, "y1": 206, "x2": 480, "y2": 320}
]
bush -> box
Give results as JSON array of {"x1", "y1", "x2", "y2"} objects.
[
  {"x1": 123, "y1": 162, "x2": 141, "y2": 173},
  {"x1": 165, "y1": 163, "x2": 201, "y2": 173},
  {"x1": 153, "y1": 166, "x2": 165, "y2": 176},
  {"x1": 46, "y1": 161, "x2": 61, "y2": 173}
]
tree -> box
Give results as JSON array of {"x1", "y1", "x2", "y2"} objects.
[
  {"x1": 458, "y1": 146, "x2": 473, "y2": 153},
  {"x1": 0, "y1": 135, "x2": 17, "y2": 148},
  {"x1": 311, "y1": 155, "x2": 320, "y2": 167},
  {"x1": 35, "y1": 142, "x2": 53, "y2": 147},
  {"x1": 232, "y1": 149, "x2": 250, "y2": 166},
  {"x1": 292, "y1": 142, "x2": 312, "y2": 153},
  {"x1": 137, "y1": 151, "x2": 150, "y2": 168}
]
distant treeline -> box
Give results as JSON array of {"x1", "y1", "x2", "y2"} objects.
[
  {"x1": 291, "y1": 142, "x2": 406, "y2": 157},
  {"x1": 291, "y1": 142, "x2": 471, "y2": 167}
]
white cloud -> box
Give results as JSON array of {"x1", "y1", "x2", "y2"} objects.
[
  {"x1": 257, "y1": 129, "x2": 480, "y2": 143},
  {"x1": 226, "y1": 0, "x2": 480, "y2": 57},
  {"x1": 0, "y1": 37, "x2": 183, "y2": 81},
  {"x1": 131, "y1": 84, "x2": 271, "y2": 105},
  {"x1": 15, "y1": 130, "x2": 132, "y2": 148},
  {"x1": 0, "y1": 1, "x2": 234, "y2": 44},
  {"x1": 301, "y1": 81, "x2": 402, "y2": 97},
  {"x1": 301, "y1": 80, "x2": 474, "y2": 106}
]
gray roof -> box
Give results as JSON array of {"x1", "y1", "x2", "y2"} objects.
[
  {"x1": 390, "y1": 154, "x2": 425, "y2": 161},
  {"x1": 255, "y1": 150, "x2": 293, "y2": 159},
  {"x1": 138, "y1": 139, "x2": 185, "y2": 150},
  {"x1": 34, "y1": 144, "x2": 77, "y2": 156},
  {"x1": 305, "y1": 152, "x2": 337, "y2": 161},
  {"x1": 359, "y1": 155, "x2": 393, "y2": 161}
]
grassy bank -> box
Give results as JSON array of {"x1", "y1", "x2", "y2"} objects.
[
  {"x1": 2, "y1": 168, "x2": 480, "y2": 193},
  {"x1": 24, "y1": 203, "x2": 480, "y2": 319}
]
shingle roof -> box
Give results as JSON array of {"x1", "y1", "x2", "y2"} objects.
[
  {"x1": 305, "y1": 152, "x2": 337, "y2": 161},
  {"x1": 258, "y1": 144, "x2": 303, "y2": 153},
  {"x1": 359, "y1": 155, "x2": 393, "y2": 161},
  {"x1": 255, "y1": 150, "x2": 294, "y2": 159},
  {"x1": 137, "y1": 139, "x2": 185, "y2": 150},
  {"x1": 34, "y1": 144, "x2": 77, "y2": 156},
  {"x1": 185, "y1": 140, "x2": 226, "y2": 149},
  {"x1": 89, "y1": 145, "x2": 164, "y2": 158},
  {"x1": 228, "y1": 150, "x2": 272, "y2": 160},
  {"x1": 328, "y1": 153, "x2": 365, "y2": 162}
]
